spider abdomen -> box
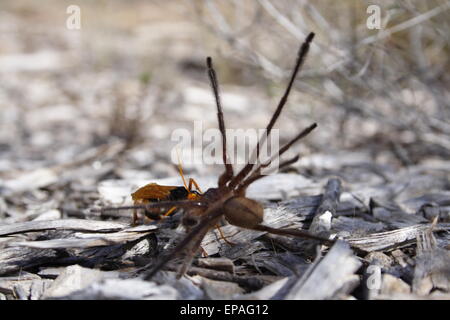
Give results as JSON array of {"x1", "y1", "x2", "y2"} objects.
[{"x1": 223, "y1": 196, "x2": 264, "y2": 228}]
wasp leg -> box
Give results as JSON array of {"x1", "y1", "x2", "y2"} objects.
[
  {"x1": 143, "y1": 206, "x2": 177, "y2": 224},
  {"x1": 200, "y1": 246, "x2": 208, "y2": 257},
  {"x1": 163, "y1": 206, "x2": 177, "y2": 217},
  {"x1": 188, "y1": 178, "x2": 203, "y2": 194},
  {"x1": 132, "y1": 209, "x2": 138, "y2": 226},
  {"x1": 132, "y1": 200, "x2": 142, "y2": 226},
  {"x1": 215, "y1": 224, "x2": 235, "y2": 246}
]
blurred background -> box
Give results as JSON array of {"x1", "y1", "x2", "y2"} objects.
[{"x1": 0, "y1": 0, "x2": 449, "y2": 214}]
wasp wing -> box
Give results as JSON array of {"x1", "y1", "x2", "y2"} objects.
[{"x1": 131, "y1": 183, "x2": 180, "y2": 202}]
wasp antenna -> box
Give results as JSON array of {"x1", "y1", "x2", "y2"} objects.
[{"x1": 175, "y1": 147, "x2": 189, "y2": 191}]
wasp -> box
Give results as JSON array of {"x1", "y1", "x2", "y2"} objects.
[
  {"x1": 95, "y1": 32, "x2": 334, "y2": 279},
  {"x1": 130, "y1": 163, "x2": 202, "y2": 225},
  {"x1": 129, "y1": 162, "x2": 232, "y2": 246}
]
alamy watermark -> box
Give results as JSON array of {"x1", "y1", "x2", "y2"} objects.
[
  {"x1": 366, "y1": 5, "x2": 382, "y2": 30},
  {"x1": 366, "y1": 265, "x2": 382, "y2": 290},
  {"x1": 171, "y1": 121, "x2": 280, "y2": 175},
  {"x1": 66, "y1": 5, "x2": 81, "y2": 30}
]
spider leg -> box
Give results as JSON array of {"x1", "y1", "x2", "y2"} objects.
[
  {"x1": 176, "y1": 226, "x2": 210, "y2": 278},
  {"x1": 236, "y1": 155, "x2": 300, "y2": 195},
  {"x1": 91, "y1": 200, "x2": 207, "y2": 214},
  {"x1": 228, "y1": 32, "x2": 315, "y2": 190},
  {"x1": 206, "y1": 57, "x2": 234, "y2": 187},
  {"x1": 250, "y1": 224, "x2": 335, "y2": 247},
  {"x1": 143, "y1": 207, "x2": 224, "y2": 280},
  {"x1": 236, "y1": 122, "x2": 317, "y2": 194}
]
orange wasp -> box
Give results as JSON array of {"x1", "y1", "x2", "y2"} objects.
[
  {"x1": 95, "y1": 32, "x2": 335, "y2": 279},
  {"x1": 130, "y1": 160, "x2": 233, "y2": 245},
  {"x1": 130, "y1": 163, "x2": 202, "y2": 225}
]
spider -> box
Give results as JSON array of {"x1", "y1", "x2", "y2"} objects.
[{"x1": 95, "y1": 32, "x2": 334, "y2": 279}]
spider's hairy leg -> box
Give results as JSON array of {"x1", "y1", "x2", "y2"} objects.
[
  {"x1": 143, "y1": 206, "x2": 224, "y2": 280},
  {"x1": 251, "y1": 224, "x2": 335, "y2": 247},
  {"x1": 90, "y1": 200, "x2": 207, "y2": 214},
  {"x1": 236, "y1": 122, "x2": 317, "y2": 194},
  {"x1": 236, "y1": 155, "x2": 300, "y2": 196},
  {"x1": 206, "y1": 57, "x2": 234, "y2": 187},
  {"x1": 176, "y1": 226, "x2": 210, "y2": 278},
  {"x1": 228, "y1": 32, "x2": 315, "y2": 190}
]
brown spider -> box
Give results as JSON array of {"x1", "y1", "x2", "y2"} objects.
[{"x1": 95, "y1": 32, "x2": 334, "y2": 279}]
